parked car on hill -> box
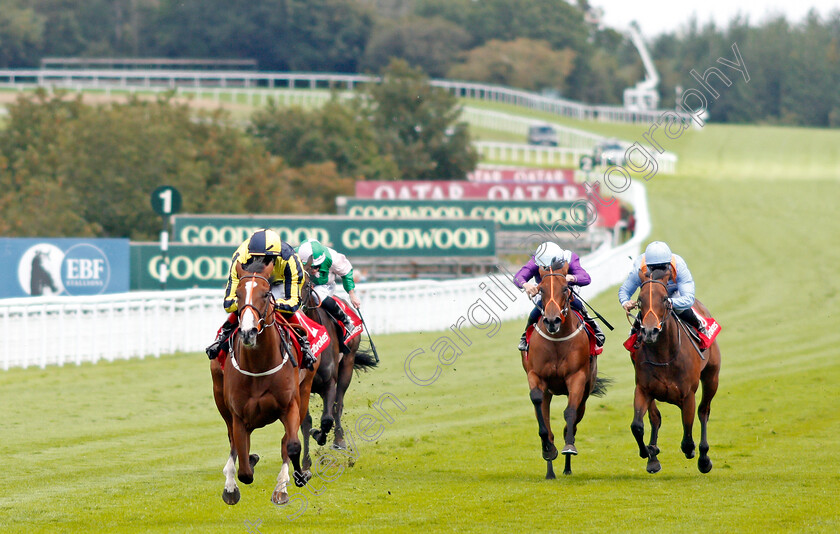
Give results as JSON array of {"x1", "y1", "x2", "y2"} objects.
[{"x1": 527, "y1": 124, "x2": 558, "y2": 147}]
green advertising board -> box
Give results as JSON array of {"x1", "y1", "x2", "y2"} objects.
[
  {"x1": 343, "y1": 199, "x2": 590, "y2": 233},
  {"x1": 171, "y1": 215, "x2": 495, "y2": 255}
]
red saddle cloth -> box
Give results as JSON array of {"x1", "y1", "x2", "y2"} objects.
[
  {"x1": 217, "y1": 311, "x2": 330, "y2": 370},
  {"x1": 623, "y1": 309, "x2": 722, "y2": 358},
  {"x1": 333, "y1": 298, "x2": 364, "y2": 343},
  {"x1": 524, "y1": 312, "x2": 602, "y2": 359}
]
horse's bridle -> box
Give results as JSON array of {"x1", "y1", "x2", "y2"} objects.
[
  {"x1": 237, "y1": 274, "x2": 277, "y2": 333},
  {"x1": 541, "y1": 270, "x2": 572, "y2": 324},
  {"x1": 634, "y1": 278, "x2": 681, "y2": 366},
  {"x1": 637, "y1": 278, "x2": 673, "y2": 331}
]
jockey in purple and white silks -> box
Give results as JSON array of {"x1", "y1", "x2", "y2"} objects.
[
  {"x1": 618, "y1": 241, "x2": 708, "y2": 335},
  {"x1": 513, "y1": 242, "x2": 605, "y2": 352}
]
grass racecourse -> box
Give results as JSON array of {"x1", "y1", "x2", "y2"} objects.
[{"x1": 2, "y1": 101, "x2": 840, "y2": 533}]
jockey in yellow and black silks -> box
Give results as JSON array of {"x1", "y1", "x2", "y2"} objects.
[{"x1": 206, "y1": 229, "x2": 316, "y2": 369}]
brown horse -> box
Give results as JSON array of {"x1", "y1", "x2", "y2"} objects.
[
  {"x1": 521, "y1": 261, "x2": 608, "y2": 478},
  {"x1": 299, "y1": 276, "x2": 377, "y2": 475},
  {"x1": 210, "y1": 257, "x2": 307, "y2": 505},
  {"x1": 629, "y1": 267, "x2": 721, "y2": 474}
]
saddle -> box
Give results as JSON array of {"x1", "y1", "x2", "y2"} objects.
[
  {"x1": 217, "y1": 312, "x2": 330, "y2": 370},
  {"x1": 623, "y1": 308, "x2": 722, "y2": 360},
  {"x1": 524, "y1": 311, "x2": 602, "y2": 358}
]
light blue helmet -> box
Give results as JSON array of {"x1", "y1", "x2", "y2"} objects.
[{"x1": 644, "y1": 241, "x2": 672, "y2": 265}]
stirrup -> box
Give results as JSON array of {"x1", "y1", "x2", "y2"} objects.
[{"x1": 517, "y1": 334, "x2": 528, "y2": 352}]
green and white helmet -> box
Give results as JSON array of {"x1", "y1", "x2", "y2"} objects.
[{"x1": 296, "y1": 238, "x2": 327, "y2": 266}]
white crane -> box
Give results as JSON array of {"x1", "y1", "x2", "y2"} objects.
[{"x1": 623, "y1": 21, "x2": 660, "y2": 111}]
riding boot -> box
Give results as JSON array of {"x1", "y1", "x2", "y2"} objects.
[
  {"x1": 517, "y1": 305, "x2": 542, "y2": 351},
  {"x1": 206, "y1": 314, "x2": 238, "y2": 360},
  {"x1": 322, "y1": 296, "x2": 354, "y2": 341},
  {"x1": 676, "y1": 307, "x2": 708, "y2": 336},
  {"x1": 299, "y1": 334, "x2": 316, "y2": 370},
  {"x1": 579, "y1": 308, "x2": 606, "y2": 347},
  {"x1": 517, "y1": 332, "x2": 528, "y2": 352}
]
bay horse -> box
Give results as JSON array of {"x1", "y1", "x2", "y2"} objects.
[
  {"x1": 521, "y1": 261, "x2": 608, "y2": 478},
  {"x1": 299, "y1": 275, "x2": 377, "y2": 475},
  {"x1": 628, "y1": 267, "x2": 721, "y2": 474},
  {"x1": 209, "y1": 257, "x2": 307, "y2": 505}
]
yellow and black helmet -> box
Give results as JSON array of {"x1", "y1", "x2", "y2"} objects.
[{"x1": 247, "y1": 229, "x2": 283, "y2": 257}]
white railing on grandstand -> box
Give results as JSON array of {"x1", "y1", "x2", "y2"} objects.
[
  {"x1": 0, "y1": 68, "x2": 691, "y2": 125},
  {"x1": 0, "y1": 179, "x2": 650, "y2": 370}
]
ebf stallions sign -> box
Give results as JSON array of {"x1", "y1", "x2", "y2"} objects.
[{"x1": 0, "y1": 238, "x2": 129, "y2": 298}]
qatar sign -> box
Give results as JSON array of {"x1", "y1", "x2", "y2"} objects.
[
  {"x1": 466, "y1": 167, "x2": 575, "y2": 183},
  {"x1": 355, "y1": 180, "x2": 586, "y2": 201}
]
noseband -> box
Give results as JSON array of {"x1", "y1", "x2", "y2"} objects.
[
  {"x1": 541, "y1": 271, "x2": 571, "y2": 323},
  {"x1": 638, "y1": 278, "x2": 673, "y2": 331},
  {"x1": 237, "y1": 274, "x2": 277, "y2": 332}
]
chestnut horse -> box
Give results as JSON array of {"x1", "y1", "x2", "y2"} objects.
[
  {"x1": 521, "y1": 261, "x2": 608, "y2": 478},
  {"x1": 299, "y1": 276, "x2": 377, "y2": 475},
  {"x1": 210, "y1": 257, "x2": 307, "y2": 505},
  {"x1": 629, "y1": 267, "x2": 721, "y2": 474}
]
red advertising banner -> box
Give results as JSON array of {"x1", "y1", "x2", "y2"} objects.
[
  {"x1": 353, "y1": 180, "x2": 621, "y2": 228},
  {"x1": 355, "y1": 180, "x2": 586, "y2": 201},
  {"x1": 466, "y1": 167, "x2": 575, "y2": 183}
]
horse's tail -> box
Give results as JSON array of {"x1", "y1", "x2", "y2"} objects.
[
  {"x1": 352, "y1": 347, "x2": 378, "y2": 373},
  {"x1": 591, "y1": 375, "x2": 613, "y2": 398}
]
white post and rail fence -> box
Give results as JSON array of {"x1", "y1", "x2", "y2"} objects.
[{"x1": 0, "y1": 182, "x2": 649, "y2": 371}]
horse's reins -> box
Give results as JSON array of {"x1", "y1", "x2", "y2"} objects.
[
  {"x1": 230, "y1": 273, "x2": 290, "y2": 377},
  {"x1": 237, "y1": 274, "x2": 277, "y2": 331},
  {"x1": 535, "y1": 269, "x2": 583, "y2": 342},
  {"x1": 634, "y1": 278, "x2": 704, "y2": 365}
]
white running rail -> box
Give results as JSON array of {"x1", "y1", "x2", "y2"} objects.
[{"x1": 0, "y1": 180, "x2": 649, "y2": 370}]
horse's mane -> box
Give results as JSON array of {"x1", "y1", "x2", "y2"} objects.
[
  {"x1": 243, "y1": 255, "x2": 274, "y2": 274},
  {"x1": 549, "y1": 259, "x2": 567, "y2": 272},
  {"x1": 649, "y1": 267, "x2": 671, "y2": 281}
]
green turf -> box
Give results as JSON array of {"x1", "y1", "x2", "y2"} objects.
[
  {"x1": 2, "y1": 174, "x2": 839, "y2": 532},
  {"x1": 3, "y1": 88, "x2": 840, "y2": 532}
]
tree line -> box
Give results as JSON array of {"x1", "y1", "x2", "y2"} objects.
[
  {"x1": 1, "y1": 0, "x2": 838, "y2": 126},
  {"x1": 0, "y1": 61, "x2": 476, "y2": 240}
]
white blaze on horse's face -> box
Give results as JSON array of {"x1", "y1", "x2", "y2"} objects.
[{"x1": 240, "y1": 280, "x2": 259, "y2": 333}]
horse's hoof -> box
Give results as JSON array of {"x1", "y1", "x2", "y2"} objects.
[
  {"x1": 563, "y1": 469, "x2": 572, "y2": 476},
  {"x1": 698, "y1": 457, "x2": 713, "y2": 474},
  {"x1": 646, "y1": 460, "x2": 662, "y2": 474},
  {"x1": 332, "y1": 441, "x2": 346, "y2": 451},
  {"x1": 684, "y1": 450, "x2": 695, "y2": 459},
  {"x1": 272, "y1": 490, "x2": 289, "y2": 505},
  {"x1": 314, "y1": 431, "x2": 327, "y2": 447},
  {"x1": 249, "y1": 454, "x2": 260, "y2": 470},
  {"x1": 238, "y1": 473, "x2": 254, "y2": 485},
  {"x1": 293, "y1": 470, "x2": 312, "y2": 487},
  {"x1": 222, "y1": 487, "x2": 240, "y2": 505},
  {"x1": 542, "y1": 443, "x2": 559, "y2": 461},
  {"x1": 561, "y1": 444, "x2": 578, "y2": 456}
]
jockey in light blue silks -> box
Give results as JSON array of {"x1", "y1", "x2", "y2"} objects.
[
  {"x1": 296, "y1": 238, "x2": 361, "y2": 343},
  {"x1": 618, "y1": 241, "x2": 708, "y2": 335}
]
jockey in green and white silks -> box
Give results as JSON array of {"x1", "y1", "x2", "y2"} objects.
[{"x1": 296, "y1": 238, "x2": 361, "y2": 341}]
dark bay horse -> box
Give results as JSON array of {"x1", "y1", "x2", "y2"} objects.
[
  {"x1": 629, "y1": 267, "x2": 721, "y2": 474},
  {"x1": 299, "y1": 276, "x2": 376, "y2": 474},
  {"x1": 210, "y1": 258, "x2": 306, "y2": 505},
  {"x1": 521, "y1": 262, "x2": 608, "y2": 478}
]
